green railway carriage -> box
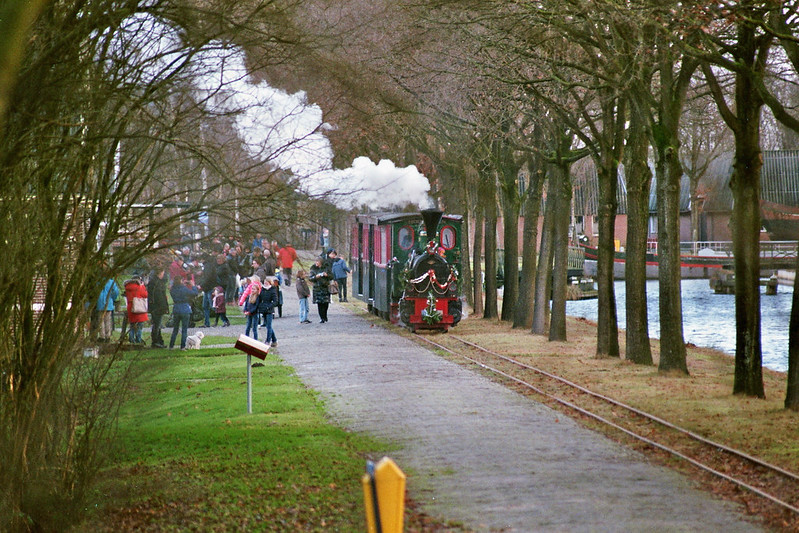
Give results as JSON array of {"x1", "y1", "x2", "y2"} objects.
[{"x1": 350, "y1": 210, "x2": 463, "y2": 329}]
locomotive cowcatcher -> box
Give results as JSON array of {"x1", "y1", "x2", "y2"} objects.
[{"x1": 350, "y1": 208, "x2": 463, "y2": 332}]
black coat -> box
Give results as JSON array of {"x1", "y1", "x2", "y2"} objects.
[
  {"x1": 226, "y1": 256, "x2": 241, "y2": 279},
  {"x1": 257, "y1": 285, "x2": 278, "y2": 314},
  {"x1": 309, "y1": 263, "x2": 332, "y2": 304},
  {"x1": 147, "y1": 272, "x2": 169, "y2": 315},
  {"x1": 199, "y1": 261, "x2": 217, "y2": 292}
]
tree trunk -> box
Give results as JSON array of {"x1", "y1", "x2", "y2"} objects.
[
  {"x1": 624, "y1": 110, "x2": 653, "y2": 365},
  {"x1": 514, "y1": 164, "x2": 545, "y2": 329},
  {"x1": 472, "y1": 206, "x2": 484, "y2": 317},
  {"x1": 500, "y1": 181, "x2": 520, "y2": 321},
  {"x1": 655, "y1": 141, "x2": 688, "y2": 374},
  {"x1": 730, "y1": 19, "x2": 766, "y2": 397},
  {"x1": 731, "y1": 142, "x2": 764, "y2": 397},
  {"x1": 690, "y1": 180, "x2": 702, "y2": 242},
  {"x1": 699, "y1": 14, "x2": 766, "y2": 397},
  {"x1": 461, "y1": 200, "x2": 473, "y2": 310},
  {"x1": 549, "y1": 160, "x2": 571, "y2": 341},
  {"x1": 532, "y1": 171, "x2": 556, "y2": 335},
  {"x1": 786, "y1": 251, "x2": 799, "y2": 409},
  {"x1": 595, "y1": 162, "x2": 620, "y2": 357},
  {"x1": 484, "y1": 186, "x2": 499, "y2": 319}
]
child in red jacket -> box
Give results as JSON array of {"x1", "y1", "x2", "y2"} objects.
[{"x1": 124, "y1": 275, "x2": 148, "y2": 344}]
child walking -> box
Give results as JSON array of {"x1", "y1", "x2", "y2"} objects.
[
  {"x1": 238, "y1": 276, "x2": 262, "y2": 340},
  {"x1": 296, "y1": 270, "x2": 311, "y2": 324},
  {"x1": 212, "y1": 285, "x2": 230, "y2": 326}
]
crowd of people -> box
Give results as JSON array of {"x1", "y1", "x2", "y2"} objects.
[{"x1": 90, "y1": 236, "x2": 350, "y2": 351}]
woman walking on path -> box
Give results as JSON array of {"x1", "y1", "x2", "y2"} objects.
[
  {"x1": 309, "y1": 257, "x2": 332, "y2": 323},
  {"x1": 169, "y1": 278, "x2": 198, "y2": 350}
]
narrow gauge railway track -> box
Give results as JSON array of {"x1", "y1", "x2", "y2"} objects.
[{"x1": 412, "y1": 332, "x2": 799, "y2": 531}]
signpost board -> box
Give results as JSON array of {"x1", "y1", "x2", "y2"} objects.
[{"x1": 234, "y1": 335, "x2": 270, "y2": 413}]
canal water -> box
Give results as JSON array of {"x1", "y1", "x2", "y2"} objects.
[{"x1": 565, "y1": 279, "x2": 793, "y2": 373}]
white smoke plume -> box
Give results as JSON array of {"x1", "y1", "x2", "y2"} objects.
[
  {"x1": 183, "y1": 27, "x2": 433, "y2": 210},
  {"x1": 110, "y1": 13, "x2": 433, "y2": 210},
  {"x1": 310, "y1": 157, "x2": 433, "y2": 210}
]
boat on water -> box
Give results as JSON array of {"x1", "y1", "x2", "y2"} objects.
[
  {"x1": 761, "y1": 200, "x2": 799, "y2": 241},
  {"x1": 565, "y1": 246, "x2": 598, "y2": 299},
  {"x1": 579, "y1": 243, "x2": 733, "y2": 270},
  {"x1": 578, "y1": 241, "x2": 797, "y2": 280}
]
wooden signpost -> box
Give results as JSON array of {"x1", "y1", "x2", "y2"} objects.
[{"x1": 234, "y1": 334, "x2": 270, "y2": 414}]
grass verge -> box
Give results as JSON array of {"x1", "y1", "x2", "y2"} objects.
[{"x1": 73, "y1": 347, "x2": 382, "y2": 531}]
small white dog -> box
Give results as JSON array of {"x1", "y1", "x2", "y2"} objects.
[{"x1": 185, "y1": 331, "x2": 205, "y2": 349}]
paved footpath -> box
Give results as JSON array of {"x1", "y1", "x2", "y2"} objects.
[{"x1": 210, "y1": 284, "x2": 764, "y2": 532}]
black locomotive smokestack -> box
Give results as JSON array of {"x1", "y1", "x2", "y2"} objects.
[{"x1": 421, "y1": 208, "x2": 443, "y2": 244}]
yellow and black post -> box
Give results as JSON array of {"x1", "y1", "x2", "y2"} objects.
[{"x1": 362, "y1": 457, "x2": 406, "y2": 533}]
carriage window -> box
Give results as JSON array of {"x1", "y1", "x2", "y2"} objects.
[
  {"x1": 440, "y1": 225, "x2": 456, "y2": 250},
  {"x1": 381, "y1": 226, "x2": 391, "y2": 262},
  {"x1": 362, "y1": 225, "x2": 370, "y2": 259},
  {"x1": 398, "y1": 225, "x2": 414, "y2": 250}
]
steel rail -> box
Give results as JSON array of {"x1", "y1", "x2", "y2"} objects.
[
  {"x1": 412, "y1": 332, "x2": 799, "y2": 516},
  {"x1": 452, "y1": 335, "x2": 799, "y2": 484}
]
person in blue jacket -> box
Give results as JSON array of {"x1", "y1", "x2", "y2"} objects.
[
  {"x1": 330, "y1": 250, "x2": 351, "y2": 302},
  {"x1": 96, "y1": 278, "x2": 120, "y2": 342},
  {"x1": 169, "y1": 278, "x2": 199, "y2": 350}
]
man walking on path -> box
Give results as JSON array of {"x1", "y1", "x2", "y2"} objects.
[
  {"x1": 278, "y1": 242, "x2": 298, "y2": 286},
  {"x1": 329, "y1": 250, "x2": 350, "y2": 302},
  {"x1": 147, "y1": 267, "x2": 169, "y2": 348},
  {"x1": 95, "y1": 277, "x2": 119, "y2": 343},
  {"x1": 198, "y1": 255, "x2": 218, "y2": 328}
]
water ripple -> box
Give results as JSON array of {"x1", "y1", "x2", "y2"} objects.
[{"x1": 565, "y1": 279, "x2": 791, "y2": 372}]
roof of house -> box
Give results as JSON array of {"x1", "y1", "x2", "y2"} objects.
[
  {"x1": 702, "y1": 150, "x2": 799, "y2": 212},
  {"x1": 571, "y1": 159, "x2": 691, "y2": 216}
]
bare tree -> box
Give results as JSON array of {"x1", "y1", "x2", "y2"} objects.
[
  {"x1": 688, "y1": 1, "x2": 773, "y2": 397},
  {"x1": 513, "y1": 152, "x2": 546, "y2": 329},
  {"x1": 624, "y1": 101, "x2": 655, "y2": 365},
  {"x1": 0, "y1": 1, "x2": 312, "y2": 529},
  {"x1": 754, "y1": 2, "x2": 799, "y2": 407}
]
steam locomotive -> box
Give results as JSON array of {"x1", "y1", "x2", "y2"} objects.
[{"x1": 350, "y1": 209, "x2": 463, "y2": 332}]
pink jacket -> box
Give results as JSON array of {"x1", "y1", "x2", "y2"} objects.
[{"x1": 238, "y1": 281, "x2": 262, "y2": 307}]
